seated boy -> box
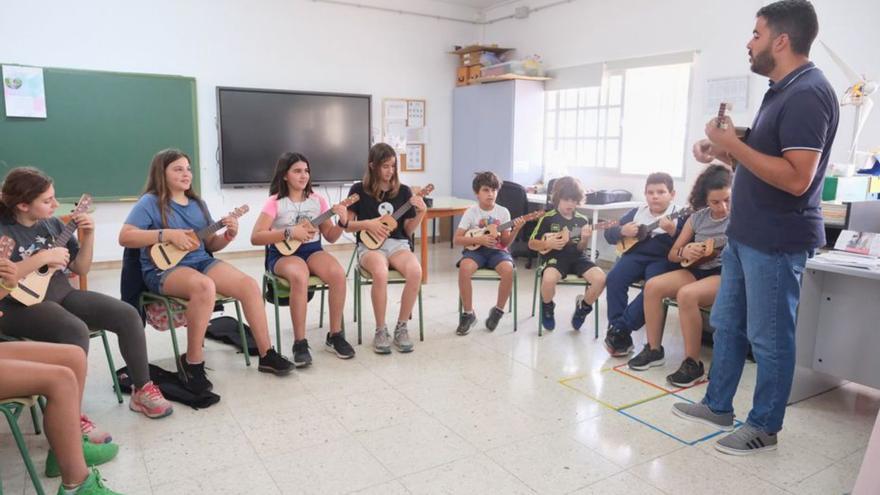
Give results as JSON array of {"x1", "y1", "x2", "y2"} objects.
[
  {"x1": 603, "y1": 172, "x2": 682, "y2": 356},
  {"x1": 454, "y1": 172, "x2": 525, "y2": 334},
  {"x1": 528, "y1": 177, "x2": 606, "y2": 331}
]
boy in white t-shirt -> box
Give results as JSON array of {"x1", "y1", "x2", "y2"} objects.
[{"x1": 453, "y1": 172, "x2": 525, "y2": 335}]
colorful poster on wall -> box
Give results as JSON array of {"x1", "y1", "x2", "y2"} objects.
[{"x1": 3, "y1": 65, "x2": 47, "y2": 118}]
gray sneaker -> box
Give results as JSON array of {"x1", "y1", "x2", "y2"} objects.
[
  {"x1": 715, "y1": 424, "x2": 778, "y2": 455},
  {"x1": 485, "y1": 307, "x2": 504, "y2": 331},
  {"x1": 393, "y1": 322, "x2": 414, "y2": 353},
  {"x1": 456, "y1": 312, "x2": 477, "y2": 336},
  {"x1": 373, "y1": 326, "x2": 391, "y2": 354},
  {"x1": 672, "y1": 402, "x2": 735, "y2": 431}
]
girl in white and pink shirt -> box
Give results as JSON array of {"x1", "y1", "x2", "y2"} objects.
[{"x1": 251, "y1": 152, "x2": 354, "y2": 366}]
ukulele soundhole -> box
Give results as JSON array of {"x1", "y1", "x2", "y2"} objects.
[{"x1": 37, "y1": 265, "x2": 50, "y2": 275}]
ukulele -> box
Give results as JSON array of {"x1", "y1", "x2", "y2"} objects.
[
  {"x1": 464, "y1": 210, "x2": 544, "y2": 251},
  {"x1": 615, "y1": 206, "x2": 694, "y2": 255},
  {"x1": 537, "y1": 220, "x2": 620, "y2": 255},
  {"x1": 11, "y1": 195, "x2": 92, "y2": 306},
  {"x1": 361, "y1": 184, "x2": 434, "y2": 250},
  {"x1": 275, "y1": 194, "x2": 360, "y2": 256},
  {"x1": 150, "y1": 205, "x2": 249, "y2": 271},
  {"x1": 680, "y1": 236, "x2": 727, "y2": 268},
  {"x1": 0, "y1": 236, "x2": 16, "y2": 282}
]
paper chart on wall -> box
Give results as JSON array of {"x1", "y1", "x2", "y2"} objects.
[
  {"x1": 407, "y1": 100, "x2": 425, "y2": 128},
  {"x1": 2, "y1": 65, "x2": 47, "y2": 118},
  {"x1": 405, "y1": 144, "x2": 423, "y2": 170},
  {"x1": 384, "y1": 99, "x2": 408, "y2": 121},
  {"x1": 384, "y1": 120, "x2": 407, "y2": 151}
]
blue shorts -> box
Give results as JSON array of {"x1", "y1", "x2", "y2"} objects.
[
  {"x1": 688, "y1": 265, "x2": 722, "y2": 280},
  {"x1": 458, "y1": 247, "x2": 514, "y2": 270},
  {"x1": 266, "y1": 241, "x2": 323, "y2": 274},
  {"x1": 144, "y1": 257, "x2": 222, "y2": 295}
]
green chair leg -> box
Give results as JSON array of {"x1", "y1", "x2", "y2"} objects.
[
  {"x1": 1, "y1": 403, "x2": 46, "y2": 495},
  {"x1": 29, "y1": 404, "x2": 41, "y2": 435},
  {"x1": 164, "y1": 299, "x2": 184, "y2": 375},
  {"x1": 319, "y1": 286, "x2": 325, "y2": 328},
  {"x1": 233, "y1": 301, "x2": 251, "y2": 366},
  {"x1": 98, "y1": 331, "x2": 124, "y2": 404},
  {"x1": 531, "y1": 267, "x2": 541, "y2": 317},
  {"x1": 355, "y1": 270, "x2": 362, "y2": 345},
  {"x1": 513, "y1": 270, "x2": 518, "y2": 332},
  {"x1": 594, "y1": 298, "x2": 600, "y2": 339},
  {"x1": 417, "y1": 287, "x2": 424, "y2": 341}
]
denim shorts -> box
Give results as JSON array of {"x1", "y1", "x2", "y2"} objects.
[
  {"x1": 144, "y1": 257, "x2": 222, "y2": 295},
  {"x1": 266, "y1": 241, "x2": 323, "y2": 274},
  {"x1": 357, "y1": 237, "x2": 410, "y2": 261},
  {"x1": 459, "y1": 246, "x2": 514, "y2": 270}
]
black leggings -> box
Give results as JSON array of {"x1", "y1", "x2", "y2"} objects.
[{"x1": 0, "y1": 290, "x2": 150, "y2": 387}]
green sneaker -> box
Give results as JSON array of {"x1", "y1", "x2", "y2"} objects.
[
  {"x1": 55, "y1": 468, "x2": 123, "y2": 494},
  {"x1": 46, "y1": 436, "x2": 119, "y2": 478}
]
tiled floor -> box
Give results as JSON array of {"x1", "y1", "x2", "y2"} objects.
[{"x1": 1, "y1": 243, "x2": 876, "y2": 494}]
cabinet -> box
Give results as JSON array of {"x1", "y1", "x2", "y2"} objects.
[{"x1": 452, "y1": 80, "x2": 544, "y2": 198}]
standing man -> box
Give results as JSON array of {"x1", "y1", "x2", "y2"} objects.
[{"x1": 673, "y1": 0, "x2": 839, "y2": 455}]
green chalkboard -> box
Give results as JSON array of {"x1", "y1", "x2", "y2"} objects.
[{"x1": 0, "y1": 64, "x2": 199, "y2": 201}]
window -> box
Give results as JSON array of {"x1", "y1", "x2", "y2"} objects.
[{"x1": 543, "y1": 62, "x2": 692, "y2": 178}]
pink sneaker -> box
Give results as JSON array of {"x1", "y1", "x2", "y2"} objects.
[
  {"x1": 80, "y1": 414, "x2": 112, "y2": 444},
  {"x1": 129, "y1": 381, "x2": 173, "y2": 419}
]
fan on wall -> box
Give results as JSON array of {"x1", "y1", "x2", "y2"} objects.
[{"x1": 820, "y1": 41, "x2": 878, "y2": 169}]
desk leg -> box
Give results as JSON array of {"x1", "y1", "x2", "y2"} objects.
[
  {"x1": 420, "y1": 216, "x2": 429, "y2": 283},
  {"x1": 449, "y1": 215, "x2": 455, "y2": 249},
  {"x1": 590, "y1": 210, "x2": 598, "y2": 262}
]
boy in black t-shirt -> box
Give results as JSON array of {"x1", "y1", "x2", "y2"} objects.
[{"x1": 528, "y1": 177, "x2": 606, "y2": 331}]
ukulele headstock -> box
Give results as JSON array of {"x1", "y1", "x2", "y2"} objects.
[
  {"x1": 716, "y1": 102, "x2": 731, "y2": 129},
  {"x1": 72, "y1": 194, "x2": 92, "y2": 216},
  {"x1": 340, "y1": 194, "x2": 360, "y2": 208},
  {"x1": 416, "y1": 184, "x2": 435, "y2": 197},
  {"x1": 228, "y1": 205, "x2": 250, "y2": 219}
]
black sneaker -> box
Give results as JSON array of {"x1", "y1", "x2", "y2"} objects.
[
  {"x1": 666, "y1": 358, "x2": 705, "y2": 387},
  {"x1": 571, "y1": 295, "x2": 593, "y2": 330},
  {"x1": 258, "y1": 347, "x2": 293, "y2": 376},
  {"x1": 627, "y1": 344, "x2": 665, "y2": 371},
  {"x1": 485, "y1": 307, "x2": 504, "y2": 331},
  {"x1": 292, "y1": 339, "x2": 313, "y2": 368},
  {"x1": 325, "y1": 331, "x2": 355, "y2": 359},
  {"x1": 456, "y1": 312, "x2": 477, "y2": 336},
  {"x1": 603, "y1": 326, "x2": 634, "y2": 357},
  {"x1": 178, "y1": 353, "x2": 213, "y2": 395},
  {"x1": 541, "y1": 301, "x2": 556, "y2": 331}
]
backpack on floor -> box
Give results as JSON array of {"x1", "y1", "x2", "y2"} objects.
[
  {"x1": 204, "y1": 316, "x2": 260, "y2": 356},
  {"x1": 116, "y1": 364, "x2": 221, "y2": 409}
]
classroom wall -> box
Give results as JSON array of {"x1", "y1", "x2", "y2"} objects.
[
  {"x1": 481, "y1": 0, "x2": 880, "y2": 199},
  {"x1": 0, "y1": 0, "x2": 480, "y2": 262}
]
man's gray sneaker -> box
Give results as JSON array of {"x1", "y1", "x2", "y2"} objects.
[
  {"x1": 393, "y1": 322, "x2": 414, "y2": 353},
  {"x1": 456, "y1": 312, "x2": 477, "y2": 336},
  {"x1": 715, "y1": 424, "x2": 778, "y2": 455},
  {"x1": 672, "y1": 402, "x2": 735, "y2": 431},
  {"x1": 373, "y1": 326, "x2": 391, "y2": 354},
  {"x1": 485, "y1": 307, "x2": 504, "y2": 331}
]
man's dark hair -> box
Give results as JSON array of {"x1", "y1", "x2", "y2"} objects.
[
  {"x1": 757, "y1": 0, "x2": 819, "y2": 56},
  {"x1": 472, "y1": 171, "x2": 501, "y2": 193},
  {"x1": 645, "y1": 172, "x2": 674, "y2": 193}
]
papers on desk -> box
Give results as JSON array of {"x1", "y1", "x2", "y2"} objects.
[
  {"x1": 813, "y1": 251, "x2": 880, "y2": 271},
  {"x1": 811, "y1": 230, "x2": 880, "y2": 270}
]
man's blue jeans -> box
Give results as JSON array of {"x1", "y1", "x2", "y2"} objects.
[{"x1": 702, "y1": 239, "x2": 808, "y2": 434}]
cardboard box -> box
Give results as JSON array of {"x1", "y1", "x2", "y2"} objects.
[
  {"x1": 467, "y1": 65, "x2": 482, "y2": 83},
  {"x1": 456, "y1": 66, "x2": 468, "y2": 86}
]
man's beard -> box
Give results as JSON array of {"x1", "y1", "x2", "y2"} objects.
[{"x1": 750, "y1": 46, "x2": 776, "y2": 77}]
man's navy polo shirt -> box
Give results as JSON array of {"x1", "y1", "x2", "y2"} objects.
[{"x1": 727, "y1": 62, "x2": 839, "y2": 253}]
